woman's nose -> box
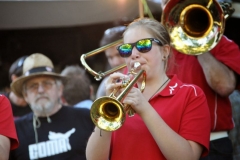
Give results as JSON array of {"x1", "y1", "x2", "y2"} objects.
[{"x1": 131, "y1": 47, "x2": 140, "y2": 59}]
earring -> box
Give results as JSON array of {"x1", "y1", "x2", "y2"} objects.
[{"x1": 162, "y1": 56, "x2": 166, "y2": 60}]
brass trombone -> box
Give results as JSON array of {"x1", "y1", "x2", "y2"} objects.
[
  {"x1": 80, "y1": 39, "x2": 126, "y2": 81},
  {"x1": 161, "y1": 0, "x2": 235, "y2": 55}
]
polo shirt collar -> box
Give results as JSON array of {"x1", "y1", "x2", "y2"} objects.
[{"x1": 156, "y1": 74, "x2": 183, "y2": 97}]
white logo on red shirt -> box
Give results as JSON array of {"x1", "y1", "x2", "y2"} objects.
[{"x1": 169, "y1": 83, "x2": 178, "y2": 94}]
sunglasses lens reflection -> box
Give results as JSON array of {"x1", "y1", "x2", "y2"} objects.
[
  {"x1": 118, "y1": 39, "x2": 152, "y2": 57},
  {"x1": 136, "y1": 39, "x2": 152, "y2": 53},
  {"x1": 118, "y1": 44, "x2": 132, "y2": 57}
]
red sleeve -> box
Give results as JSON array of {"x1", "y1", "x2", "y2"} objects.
[
  {"x1": 179, "y1": 86, "x2": 211, "y2": 157},
  {"x1": 0, "y1": 95, "x2": 19, "y2": 150},
  {"x1": 211, "y1": 36, "x2": 240, "y2": 90}
]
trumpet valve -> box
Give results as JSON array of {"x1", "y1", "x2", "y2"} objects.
[{"x1": 121, "y1": 76, "x2": 130, "y2": 88}]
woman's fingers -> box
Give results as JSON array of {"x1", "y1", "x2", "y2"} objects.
[{"x1": 105, "y1": 72, "x2": 130, "y2": 95}]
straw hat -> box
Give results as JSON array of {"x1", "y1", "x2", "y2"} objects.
[{"x1": 11, "y1": 53, "x2": 65, "y2": 98}]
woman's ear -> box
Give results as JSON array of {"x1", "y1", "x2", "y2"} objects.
[{"x1": 162, "y1": 45, "x2": 171, "y2": 60}]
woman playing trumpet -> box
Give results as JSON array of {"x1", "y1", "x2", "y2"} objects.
[{"x1": 86, "y1": 18, "x2": 211, "y2": 160}]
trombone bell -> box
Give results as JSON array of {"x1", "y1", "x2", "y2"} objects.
[{"x1": 161, "y1": 0, "x2": 235, "y2": 55}]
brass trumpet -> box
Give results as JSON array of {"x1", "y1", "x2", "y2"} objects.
[
  {"x1": 161, "y1": 0, "x2": 235, "y2": 55},
  {"x1": 80, "y1": 39, "x2": 126, "y2": 81},
  {"x1": 90, "y1": 62, "x2": 146, "y2": 131}
]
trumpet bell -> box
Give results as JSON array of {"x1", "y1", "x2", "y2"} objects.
[
  {"x1": 91, "y1": 96, "x2": 126, "y2": 131},
  {"x1": 162, "y1": 0, "x2": 234, "y2": 55}
]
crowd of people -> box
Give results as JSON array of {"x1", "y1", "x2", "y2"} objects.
[{"x1": 1, "y1": 2, "x2": 240, "y2": 159}]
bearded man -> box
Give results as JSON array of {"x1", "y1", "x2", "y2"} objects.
[{"x1": 9, "y1": 53, "x2": 94, "y2": 160}]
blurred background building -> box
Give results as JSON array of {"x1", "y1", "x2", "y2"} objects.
[{"x1": 0, "y1": 0, "x2": 162, "y2": 91}]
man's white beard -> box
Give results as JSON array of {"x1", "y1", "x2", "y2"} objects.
[{"x1": 31, "y1": 97, "x2": 56, "y2": 116}]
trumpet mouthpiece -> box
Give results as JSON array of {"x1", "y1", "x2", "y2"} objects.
[{"x1": 134, "y1": 62, "x2": 141, "y2": 69}]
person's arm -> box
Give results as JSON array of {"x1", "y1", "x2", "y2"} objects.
[
  {"x1": 197, "y1": 52, "x2": 236, "y2": 96},
  {"x1": 0, "y1": 134, "x2": 10, "y2": 160},
  {"x1": 86, "y1": 127, "x2": 112, "y2": 160},
  {"x1": 140, "y1": 105, "x2": 203, "y2": 160},
  {"x1": 87, "y1": 74, "x2": 121, "y2": 160},
  {"x1": 0, "y1": 95, "x2": 19, "y2": 153}
]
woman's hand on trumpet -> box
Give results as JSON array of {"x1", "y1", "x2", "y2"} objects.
[
  {"x1": 105, "y1": 72, "x2": 129, "y2": 96},
  {"x1": 122, "y1": 86, "x2": 150, "y2": 116},
  {"x1": 106, "y1": 72, "x2": 150, "y2": 116}
]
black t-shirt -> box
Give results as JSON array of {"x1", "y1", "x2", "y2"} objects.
[
  {"x1": 0, "y1": 92, "x2": 32, "y2": 118},
  {"x1": 10, "y1": 106, "x2": 94, "y2": 160}
]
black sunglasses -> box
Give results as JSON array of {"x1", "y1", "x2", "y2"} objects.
[{"x1": 117, "y1": 38, "x2": 163, "y2": 57}]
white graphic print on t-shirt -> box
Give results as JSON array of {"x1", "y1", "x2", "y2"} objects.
[{"x1": 28, "y1": 128, "x2": 76, "y2": 160}]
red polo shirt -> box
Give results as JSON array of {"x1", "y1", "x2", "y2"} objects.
[
  {"x1": 0, "y1": 94, "x2": 19, "y2": 150},
  {"x1": 110, "y1": 75, "x2": 210, "y2": 159}
]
